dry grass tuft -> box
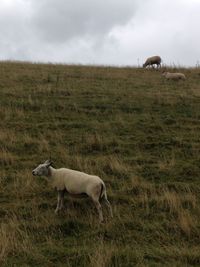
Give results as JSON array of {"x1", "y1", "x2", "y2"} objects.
[
  {"x1": 158, "y1": 152, "x2": 176, "y2": 171},
  {"x1": 102, "y1": 155, "x2": 128, "y2": 178},
  {"x1": 84, "y1": 133, "x2": 105, "y2": 152},
  {"x1": 177, "y1": 209, "x2": 195, "y2": 236},
  {"x1": 89, "y1": 241, "x2": 115, "y2": 267},
  {"x1": 160, "y1": 189, "x2": 182, "y2": 214},
  {"x1": 0, "y1": 215, "x2": 34, "y2": 264},
  {"x1": 0, "y1": 149, "x2": 16, "y2": 166}
]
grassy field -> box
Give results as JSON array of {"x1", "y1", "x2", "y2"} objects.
[{"x1": 0, "y1": 61, "x2": 200, "y2": 266}]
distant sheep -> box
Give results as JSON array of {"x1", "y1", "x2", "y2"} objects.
[
  {"x1": 143, "y1": 56, "x2": 161, "y2": 68},
  {"x1": 162, "y1": 72, "x2": 186, "y2": 81},
  {"x1": 32, "y1": 160, "x2": 113, "y2": 223}
]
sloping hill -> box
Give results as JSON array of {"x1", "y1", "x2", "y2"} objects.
[{"x1": 0, "y1": 62, "x2": 200, "y2": 266}]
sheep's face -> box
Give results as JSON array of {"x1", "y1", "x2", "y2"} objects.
[
  {"x1": 32, "y1": 160, "x2": 51, "y2": 176},
  {"x1": 162, "y1": 72, "x2": 167, "y2": 77}
]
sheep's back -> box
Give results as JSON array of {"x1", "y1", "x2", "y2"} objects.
[
  {"x1": 147, "y1": 56, "x2": 161, "y2": 64},
  {"x1": 56, "y1": 168, "x2": 103, "y2": 194},
  {"x1": 165, "y1": 72, "x2": 185, "y2": 80}
]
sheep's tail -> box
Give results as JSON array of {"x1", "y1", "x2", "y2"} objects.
[{"x1": 99, "y1": 182, "x2": 106, "y2": 200}]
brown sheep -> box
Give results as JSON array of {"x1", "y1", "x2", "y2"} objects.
[{"x1": 143, "y1": 56, "x2": 161, "y2": 68}]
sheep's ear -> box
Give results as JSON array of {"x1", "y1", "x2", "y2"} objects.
[
  {"x1": 49, "y1": 160, "x2": 53, "y2": 166},
  {"x1": 44, "y1": 159, "x2": 53, "y2": 166}
]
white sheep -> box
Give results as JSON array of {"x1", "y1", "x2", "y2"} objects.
[
  {"x1": 162, "y1": 72, "x2": 186, "y2": 80},
  {"x1": 143, "y1": 56, "x2": 161, "y2": 68},
  {"x1": 32, "y1": 160, "x2": 113, "y2": 222}
]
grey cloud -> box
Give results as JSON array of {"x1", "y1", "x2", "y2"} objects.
[
  {"x1": 0, "y1": 0, "x2": 199, "y2": 65},
  {"x1": 30, "y1": 0, "x2": 138, "y2": 43},
  {"x1": 0, "y1": 0, "x2": 34, "y2": 60}
]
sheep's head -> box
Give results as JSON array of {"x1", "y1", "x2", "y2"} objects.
[
  {"x1": 32, "y1": 160, "x2": 52, "y2": 176},
  {"x1": 162, "y1": 71, "x2": 167, "y2": 77}
]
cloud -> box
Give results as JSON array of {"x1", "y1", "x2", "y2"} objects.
[
  {"x1": 30, "y1": 0, "x2": 138, "y2": 43},
  {"x1": 0, "y1": 0, "x2": 33, "y2": 60},
  {"x1": 0, "y1": 0, "x2": 199, "y2": 66},
  {"x1": 105, "y1": 0, "x2": 200, "y2": 66}
]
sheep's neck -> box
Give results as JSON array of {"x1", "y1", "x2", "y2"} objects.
[{"x1": 48, "y1": 166, "x2": 55, "y2": 177}]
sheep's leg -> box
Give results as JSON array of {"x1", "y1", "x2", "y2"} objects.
[
  {"x1": 90, "y1": 185, "x2": 104, "y2": 222},
  {"x1": 102, "y1": 192, "x2": 113, "y2": 218},
  {"x1": 55, "y1": 190, "x2": 65, "y2": 214},
  {"x1": 93, "y1": 200, "x2": 104, "y2": 223},
  {"x1": 60, "y1": 190, "x2": 65, "y2": 210}
]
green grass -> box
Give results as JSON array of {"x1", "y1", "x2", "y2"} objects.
[{"x1": 1, "y1": 62, "x2": 200, "y2": 266}]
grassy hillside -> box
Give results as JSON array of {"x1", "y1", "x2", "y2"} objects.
[{"x1": 0, "y1": 62, "x2": 200, "y2": 266}]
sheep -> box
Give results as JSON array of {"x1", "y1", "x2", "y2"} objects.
[
  {"x1": 143, "y1": 56, "x2": 161, "y2": 68},
  {"x1": 162, "y1": 72, "x2": 186, "y2": 81},
  {"x1": 32, "y1": 159, "x2": 113, "y2": 223}
]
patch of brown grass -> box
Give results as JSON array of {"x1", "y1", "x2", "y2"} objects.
[
  {"x1": 89, "y1": 240, "x2": 115, "y2": 267},
  {"x1": 0, "y1": 215, "x2": 34, "y2": 264},
  {"x1": 0, "y1": 149, "x2": 16, "y2": 166},
  {"x1": 177, "y1": 210, "x2": 195, "y2": 236}
]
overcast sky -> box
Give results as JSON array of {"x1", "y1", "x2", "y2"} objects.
[{"x1": 0, "y1": 0, "x2": 199, "y2": 66}]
